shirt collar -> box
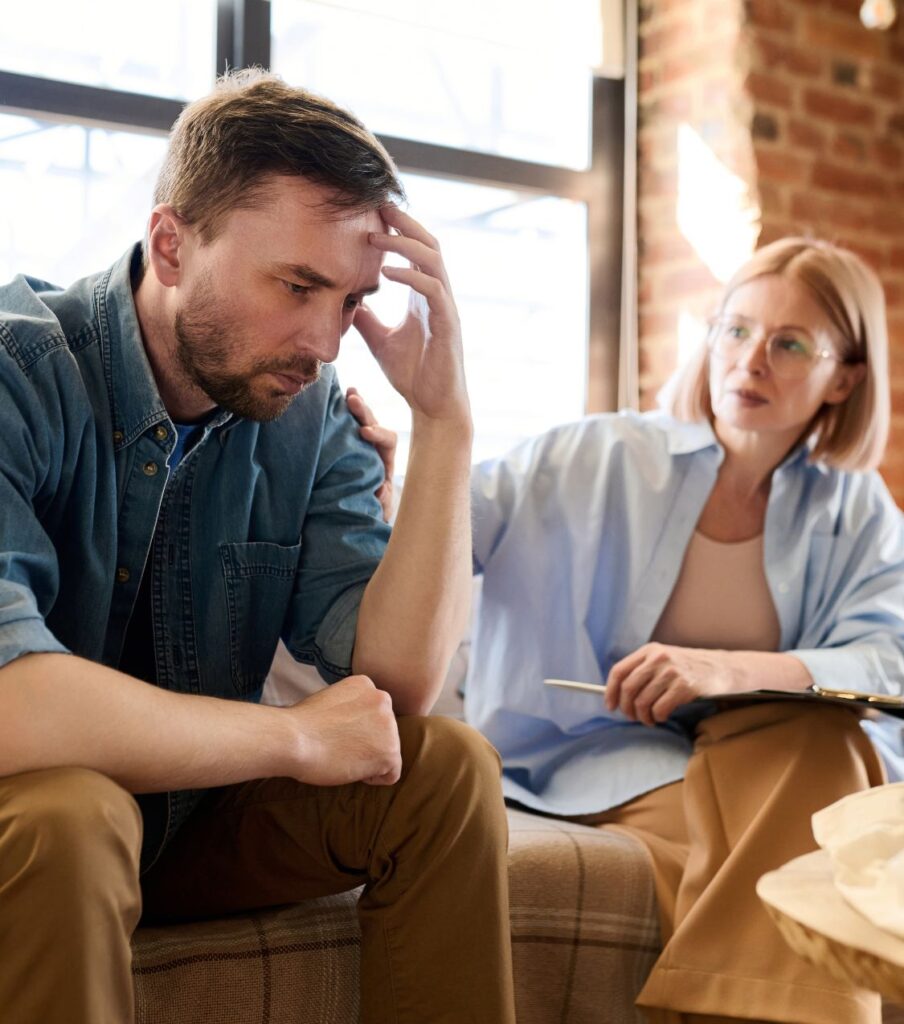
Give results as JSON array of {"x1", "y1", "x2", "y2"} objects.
[
  {"x1": 97, "y1": 244, "x2": 233, "y2": 450},
  {"x1": 661, "y1": 412, "x2": 812, "y2": 471},
  {"x1": 662, "y1": 415, "x2": 720, "y2": 455}
]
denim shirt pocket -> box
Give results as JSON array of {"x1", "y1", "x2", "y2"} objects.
[{"x1": 219, "y1": 540, "x2": 302, "y2": 696}]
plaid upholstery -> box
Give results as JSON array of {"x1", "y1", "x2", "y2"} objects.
[
  {"x1": 131, "y1": 807, "x2": 903, "y2": 1023},
  {"x1": 132, "y1": 809, "x2": 659, "y2": 1023}
]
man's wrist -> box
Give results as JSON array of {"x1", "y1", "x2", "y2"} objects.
[
  {"x1": 258, "y1": 703, "x2": 303, "y2": 779},
  {"x1": 409, "y1": 408, "x2": 473, "y2": 452}
]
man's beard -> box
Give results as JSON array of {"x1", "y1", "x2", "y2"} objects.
[{"x1": 173, "y1": 302, "x2": 321, "y2": 423}]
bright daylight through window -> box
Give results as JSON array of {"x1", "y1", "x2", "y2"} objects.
[{"x1": 0, "y1": 0, "x2": 618, "y2": 469}]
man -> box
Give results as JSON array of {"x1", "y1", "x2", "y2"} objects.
[{"x1": 0, "y1": 70, "x2": 515, "y2": 1024}]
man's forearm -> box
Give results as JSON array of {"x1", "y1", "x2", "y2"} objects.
[
  {"x1": 0, "y1": 652, "x2": 293, "y2": 791},
  {"x1": 353, "y1": 412, "x2": 473, "y2": 715}
]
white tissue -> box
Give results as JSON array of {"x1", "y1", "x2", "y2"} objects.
[{"x1": 813, "y1": 783, "x2": 904, "y2": 940}]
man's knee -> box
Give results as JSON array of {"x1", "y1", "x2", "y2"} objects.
[
  {"x1": 396, "y1": 716, "x2": 506, "y2": 830},
  {"x1": 0, "y1": 766, "x2": 143, "y2": 883},
  {"x1": 398, "y1": 714, "x2": 502, "y2": 783}
]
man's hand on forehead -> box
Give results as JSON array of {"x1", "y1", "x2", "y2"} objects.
[{"x1": 353, "y1": 205, "x2": 467, "y2": 424}]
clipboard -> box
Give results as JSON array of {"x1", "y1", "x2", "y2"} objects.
[{"x1": 543, "y1": 679, "x2": 904, "y2": 720}]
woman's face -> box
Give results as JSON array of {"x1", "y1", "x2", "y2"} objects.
[{"x1": 708, "y1": 273, "x2": 863, "y2": 443}]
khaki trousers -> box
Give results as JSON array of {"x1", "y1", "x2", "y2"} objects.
[
  {"x1": 591, "y1": 702, "x2": 886, "y2": 1024},
  {"x1": 0, "y1": 715, "x2": 516, "y2": 1024}
]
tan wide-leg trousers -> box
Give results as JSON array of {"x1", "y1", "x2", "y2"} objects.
[
  {"x1": 0, "y1": 715, "x2": 516, "y2": 1024},
  {"x1": 591, "y1": 702, "x2": 886, "y2": 1024}
]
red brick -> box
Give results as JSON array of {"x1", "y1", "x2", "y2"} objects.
[
  {"x1": 790, "y1": 191, "x2": 872, "y2": 232},
  {"x1": 639, "y1": 91, "x2": 694, "y2": 125},
  {"x1": 639, "y1": 130, "x2": 678, "y2": 166},
  {"x1": 641, "y1": 236, "x2": 696, "y2": 264},
  {"x1": 885, "y1": 285, "x2": 904, "y2": 309},
  {"x1": 639, "y1": 68, "x2": 659, "y2": 92},
  {"x1": 788, "y1": 117, "x2": 826, "y2": 152},
  {"x1": 746, "y1": 0, "x2": 796, "y2": 32},
  {"x1": 702, "y1": 75, "x2": 742, "y2": 111},
  {"x1": 659, "y1": 264, "x2": 719, "y2": 300},
  {"x1": 804, "y1": 13, "x2": 887, "y2": 60},
  {"x1": 640, "y1": 167, "x2": 679, "y2": 197},
  {"x1": 811, "y1": 162, "x2": 889, "y2": 197},
  {"x1": 836, "y1": 239, "x2": 886, "y2": 272},
  {"x1": 868, "y1": 66, "x2": 904, "y2": 103},
  {"x1": 639, "y1": 341, "x2": 681, "y2": 386},
  {"x1": 873, "y1": 138, "x2": 903, "y2": 171},
  {"x1": 832, "y1": 132, "x2": 867, "y2": 162},
  {"x1": 803, "y1": 88, "x2": 877, "y2": 127},
  {"x1": 639, "y1": 311, "x2": 680, "y2": 338},
  {"x1": 758, "y1": 219, "x2": 801, "y2": 244},
  {"x1": 662, "y1": 36, "x2": 739, "y2": 83},
  {"x1": 703, "y1": 0, "x2": 742, "y2": 34},
  {"x1": 890, "y1": 248, "x2": 904, "y2": 272},
  {"x1": 746, "y1": 70, "x2": 795, "y2": 108},
  {"x1": 872, "y1": 203, "x2": 904, "y2": 235},
  {"x1": 756, "y1": 147, "x2": 811, "y2": 184},
  {"x1": 756, "y1": 177, "x2": 789, "y2": 214},
  {"x1": 640, "y1": 18, "x2": 697, "y2": 60},
  {"x1": 754, "y1": 36, "x2": 825, "y2": 78}
]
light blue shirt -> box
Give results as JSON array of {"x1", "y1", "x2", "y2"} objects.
[{"x1": 467, "y1": 411, "x2": 904, "y2": 816}]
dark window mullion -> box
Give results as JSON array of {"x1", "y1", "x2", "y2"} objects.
[
  {"x1": 0, "y1": 70, "x2": 179, "y2": 135},
  {"x1": 218, "y1": 0, "x2": 270, "y2": 75},
  {"x1": 381, "y1": 134, "x2": 596, "y2": 202}
]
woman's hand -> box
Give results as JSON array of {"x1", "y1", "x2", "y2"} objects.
[
  {"x1": 605, "y1": 643, "x2": 740, "y2": 726},
  {"x1": 605, "y1": 645, "x2": 815, "y2": 726},
  {"x1": 346, "y1": 387, "x2": 397, "y2": 524}
]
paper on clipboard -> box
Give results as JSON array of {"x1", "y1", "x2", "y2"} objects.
[{"x1": 542, "y1": 679, "x2": 904, "y2": 719}]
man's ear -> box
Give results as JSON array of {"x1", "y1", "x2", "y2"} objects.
[
  {"x1": 825, "y1": 360, "x2": 867, "y2": 406},
  {"x1": 145, "y1": 205, "x2": 188, "y2": 288}
]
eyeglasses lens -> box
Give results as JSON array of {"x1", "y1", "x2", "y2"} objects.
[{"x1": 712, "y1": 319, "x2": 816, "y2": 379}]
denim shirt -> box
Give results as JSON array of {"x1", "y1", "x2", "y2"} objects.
[
  {"x1": 467, "y1": 411, "x2": 904, "y2": 817},
  {"x1": 0, "y1": 245, "x2": 390, "y2": 864}
]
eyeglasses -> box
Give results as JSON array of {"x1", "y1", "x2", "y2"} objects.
[{"x1": 707, "y1": 315, "x2": 842, "y2": 380}]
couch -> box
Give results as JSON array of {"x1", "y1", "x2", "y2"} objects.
[{"x1": 130, "y1": 642, "x2": 902, "y2": 1022}]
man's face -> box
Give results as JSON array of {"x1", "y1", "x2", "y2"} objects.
[{"x1": 173, "y1": 175, "x2": 384, "y2": 421}]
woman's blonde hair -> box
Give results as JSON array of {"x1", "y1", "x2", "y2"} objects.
[{"x1": 662, "y1": 237, "x2": 890, "y2": 470}]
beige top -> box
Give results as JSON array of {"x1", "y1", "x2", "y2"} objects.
[{"x1": 651, "y1": 531, "x2": 781, "y2": 651}]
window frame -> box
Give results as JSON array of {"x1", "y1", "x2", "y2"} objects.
[{"x1": 0, "y1": 0, "x2": 623, "y2": 411}]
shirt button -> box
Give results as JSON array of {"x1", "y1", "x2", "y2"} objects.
[
  {"x1": 154, "y1": 425, "x2": 168, "y2": 441},
  {"x1": 116, "y1": 567, "x2": 131, "y2": 584},
  {"x1": 777, "y1": 582, "x2": 790, "y2": 594},
  {"x1": 112, "y1": 430, "x2": 124, "y2": 444},
  {"x1": 143, "y1": 461, "x2": 159, "y2": 476}
]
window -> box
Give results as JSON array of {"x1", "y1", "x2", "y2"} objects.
[
  {"x1": 338, "y1": 174, "x2": 588, "y2": 468},
  {"x1": 2, "y1": 1, "x2": 215, "y2": 100},
  {"x1": 0, "y1": 0, "x2": 622, "y2": 468},
  {"x1": 271, "y1": 0, "x2": 597, "y2": 168},
  {"x1": 0, "y1": 115, "x2": 167, "y2": 285}
]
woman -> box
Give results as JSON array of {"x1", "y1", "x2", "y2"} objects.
[{"x1": 352, "y1": 238, "x2": 904, "y2": 1024}]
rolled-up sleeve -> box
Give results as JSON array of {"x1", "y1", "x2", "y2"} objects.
[
  {"x1": 788, "y1": 473, "x2": 904, "y2": 696},
  {"x1": 0, "y1": 351, "x2": 70, "y2": 668},
  {"x1": 283, "y1": 379, "x2": 391, "y2": 683}
]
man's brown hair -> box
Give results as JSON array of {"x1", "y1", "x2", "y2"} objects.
[{"x1": 154, "y1": 68, "x2": 404, "y2": 240}]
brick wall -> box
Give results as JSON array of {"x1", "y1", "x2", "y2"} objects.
[{"x1": 637, "y1": 0, "x2": 904, "y2": 503}]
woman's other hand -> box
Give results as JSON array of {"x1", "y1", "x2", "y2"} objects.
[{"x1": 347, "y1": 387, "x2": 397, "y2": 523}]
